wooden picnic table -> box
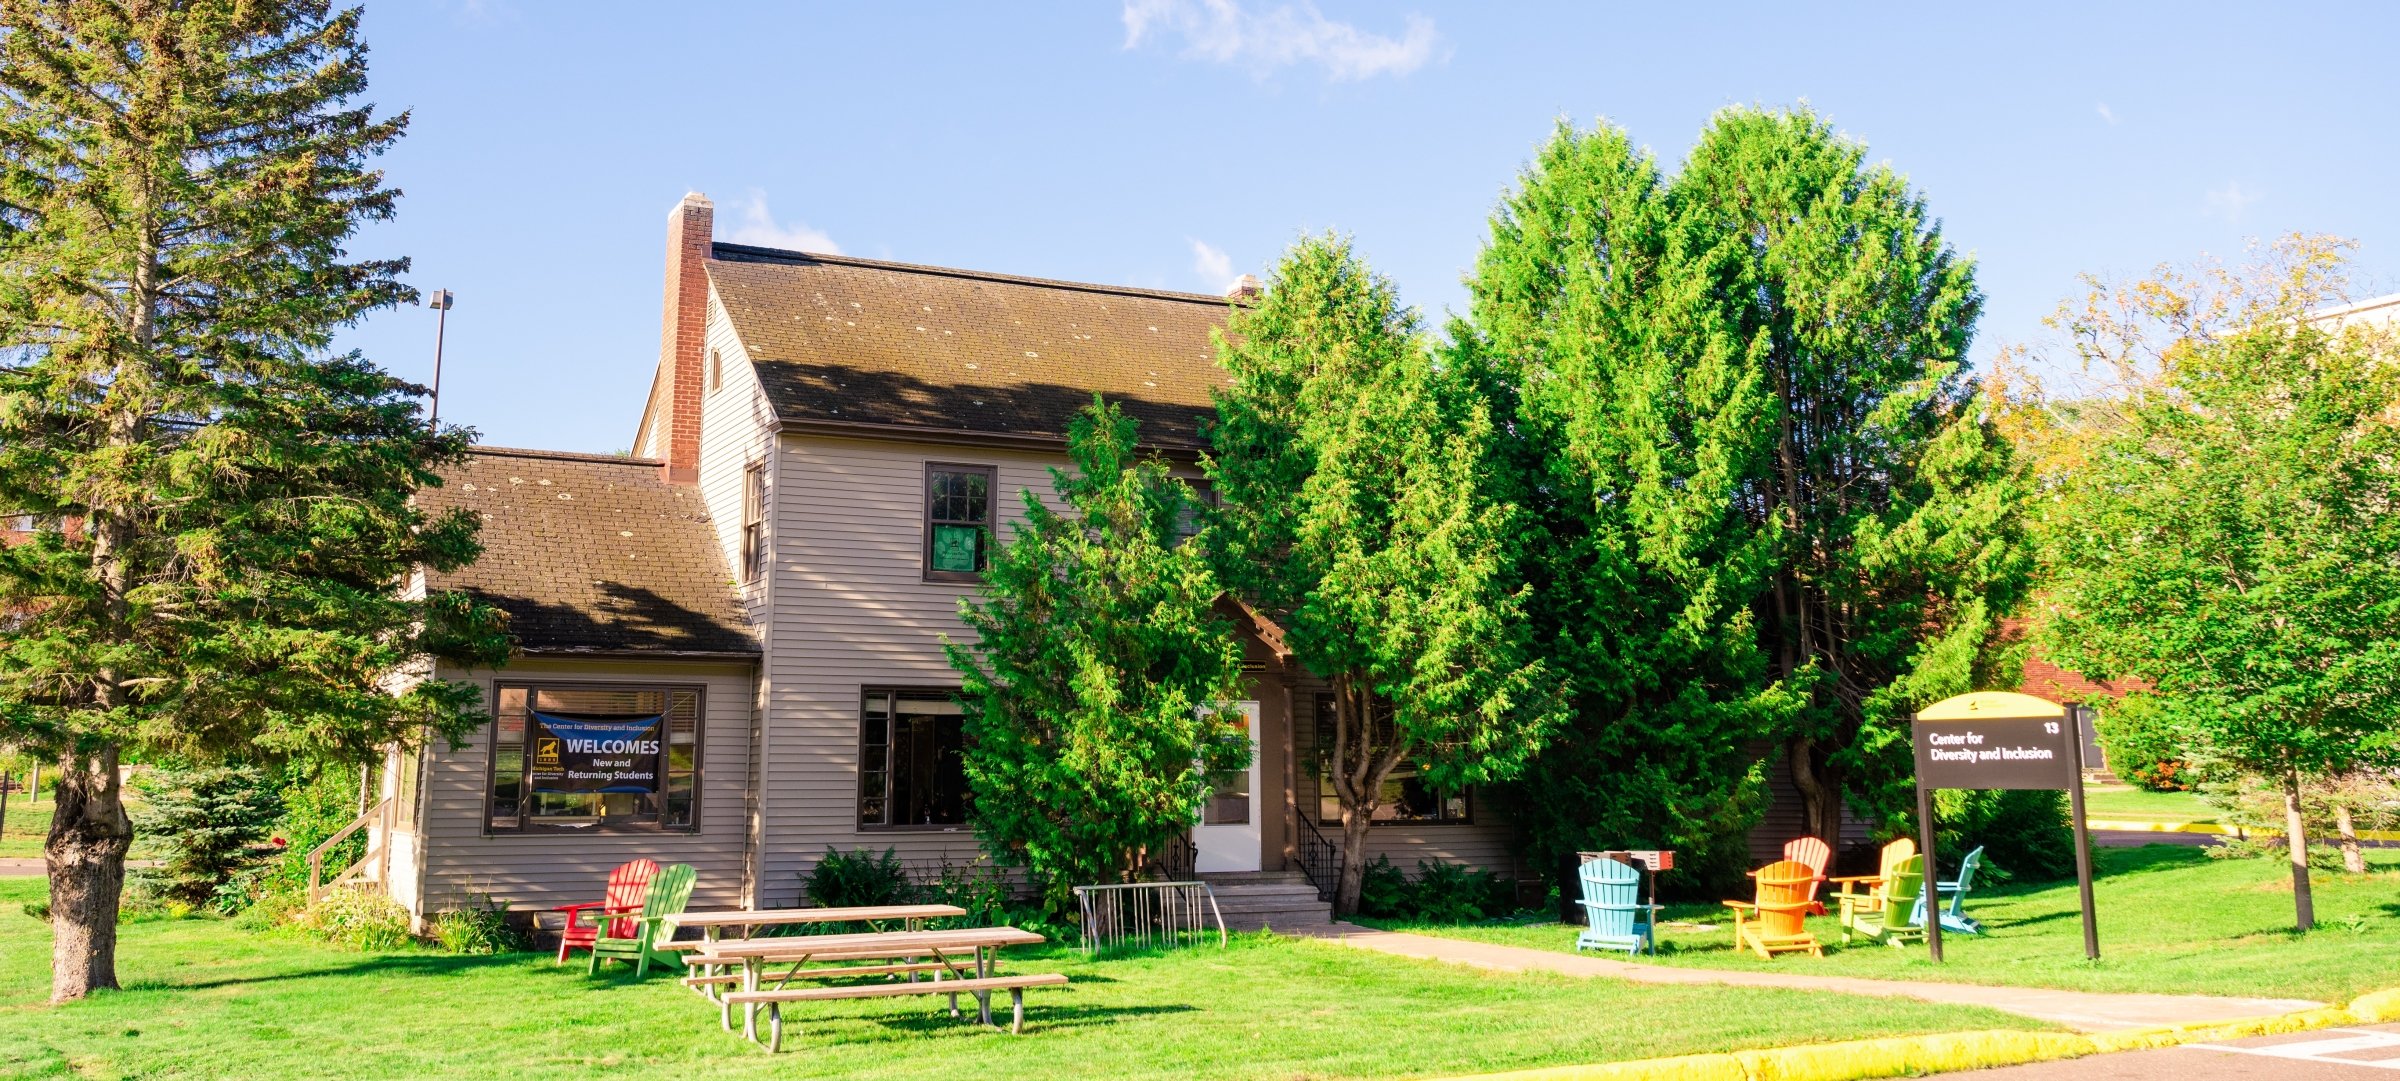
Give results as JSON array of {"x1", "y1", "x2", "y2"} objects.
[
  {"x1": 664, "y1": 903, "x2": 967, "y2": 942},
  {"x1": 698, "y1": 926, "x2": 1047, "y2": 1044}
]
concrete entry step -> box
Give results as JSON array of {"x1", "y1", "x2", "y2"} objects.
[{"x1": 1199, "y1": 870, "x2": 1334, "y2": 932}]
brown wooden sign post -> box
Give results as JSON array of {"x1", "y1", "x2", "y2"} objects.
[{"x1": 1911, "y1": 692, "x2": 2099, "y2": 963}]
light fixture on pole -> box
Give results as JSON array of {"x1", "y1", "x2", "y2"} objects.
[{"x1": 427, "y1": 289, "x2": 455, "y2": 427}]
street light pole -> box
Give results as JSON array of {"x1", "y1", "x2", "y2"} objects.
[{"x1": 427, "y1": 289, "x2": 455, "y2": 427}]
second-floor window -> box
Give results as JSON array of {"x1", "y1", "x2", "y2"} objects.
[
  {"x1": 741, "y1": 462, "x2": 766, "y2": 583},
  {"x1": 923, "y1": 464, "x2": 994, "y2": 582}
]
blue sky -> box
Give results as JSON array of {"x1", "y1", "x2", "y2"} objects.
[{"x1": 339, "y1": 2, "x2": 2400, "y2": 453}]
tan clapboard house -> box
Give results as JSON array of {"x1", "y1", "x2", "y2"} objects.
[{"x1": 358, "y1": 195, "x2": 1521, "y2": 930}]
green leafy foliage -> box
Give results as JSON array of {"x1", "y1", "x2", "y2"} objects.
[
  {"x1": 127, "y1": 765, "x2": 282, "y2": 912},
  {"x1": 1354, "y1": 856, "x2": 1513, "y2": 921},
  {"x1": 430, "y1": 896, "x2": 526, "y2": 955},
  {"x1": 2033, "y1": 242, "x2": 2400, "y2": 928},
  {"x1": 1208, "y1": 234, "x2": 1566, "y2": 914},
  {"x1": 1932, "y1": 788, "x2": 2072, "y2": 883},
  {"x1": 804, "y1": 846, "x2": 914, "y2": 909},
  {"x1": 293, "y1": 887, "x2": 411, "y2": 951},
  {"x1": 947, "y1": 397, "x2": 1245, "y2": 915},
  {"x1": 2093, "y1": 695, "x2": 2194, "y2": 791},
  {"x1": 0, "y1": 0, "x2": 510, "y2": 996}
]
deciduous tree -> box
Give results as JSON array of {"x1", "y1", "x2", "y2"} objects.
[
  {"x1": 1210, "y1": 235, "x2": 1564, "y2": 915},
  {"x1": 2031, "y1": 238, "x2": 2400, "y2": 929},
  {"x1": 947, "y1": 397, "x2": 1246, "y2": 915},
  {"x1": 0, "y1": 1, "x2": 507, "y2": 1000}
]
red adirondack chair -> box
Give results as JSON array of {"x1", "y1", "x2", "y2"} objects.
[
  {"x1": 555, "y1": 858, "x2": 659, "y2": 964},
  {"x1": 1782, "y1": 836, "x2": 1832, "y2": 915}
]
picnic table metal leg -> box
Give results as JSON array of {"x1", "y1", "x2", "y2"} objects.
[
  {"x1": 766, "y1": 1003, "x2": 783, "y2": 1054},
  {"x1": 742, "y1": 957, "x2": 760, "y2": 1044},
  {"x1": 975, "y1": 945, "x2": 993, "y2": 1026},
  {"x1": 1010, "y1": 988, "x2": 1024, "y2": 1035}
]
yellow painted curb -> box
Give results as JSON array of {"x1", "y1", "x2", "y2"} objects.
[
  {"x1": 1435, "y1": 987, "x2": 2400, "y2": 1081},
  {"x1": 2085, "y1": 818, "x2": 2400, "y2": 841}
]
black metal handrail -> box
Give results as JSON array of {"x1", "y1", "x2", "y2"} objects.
[
  {"x1": 1292, "y1": 813, "x2": 1338, "y2": 903},
  {"x1": 1145, "y1": 832, "x2": 1197, "y2": 883}
]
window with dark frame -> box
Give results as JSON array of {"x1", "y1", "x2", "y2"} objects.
[
  {"x1": 1311, "y1": 693, "x2": 1470, "y2": 826},
  {"x1": 857, "y1": 689, "x2": 969, "y2": 828},
  {"x1": 922, "y1": 464, "x2": 994, "y2": 581},
  {"x1": 485, "y1": 683, "x2": 702, "y2": 833},
  {"x1": 741, "y1": 462, "x2": 766, "y2": 583},
  {"x1": 1172, "y1": 478, "x2": 1216, "y2": 547}
]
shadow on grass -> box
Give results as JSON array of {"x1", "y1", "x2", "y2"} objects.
[{"x1": 120, "y1": 951, "x2": 536, "y2": 993}]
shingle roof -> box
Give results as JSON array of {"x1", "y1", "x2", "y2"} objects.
[
  {"x1": 417, "y1": 448, "x2": 758, "y2": 656},
  {"x1": 706, "y1": 244, "x2": 1235, "y2": 451}
]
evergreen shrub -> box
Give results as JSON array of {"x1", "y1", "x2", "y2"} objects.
[
  {"x1": 2095, "y1": 695, "x2": 2194, "y2": 791},
  {"x1": 805, "y1": 846, "x2": 913, "y2": 908}
]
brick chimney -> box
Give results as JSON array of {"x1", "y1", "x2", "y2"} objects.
[
  {"x1": 1226, "y1": 273, "x2": 1263, "y2": 301},
  {"x1": 658, "y1": 192, "x2": 714, "y2": 484}
]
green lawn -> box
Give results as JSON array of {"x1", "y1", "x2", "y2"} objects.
[
  {"x1": 1385, "y1": 845, "x2": 2400, "y2": 1003},
  {"x1": 2079, "y1": 784, "x2": 2215, "y2": 823},
  {"x1": 0, "y1": 798, "x2": 48, "y2": 860},
  {"x1": 0, "y1": 876, "x2": 2041, "y2": 1081}
]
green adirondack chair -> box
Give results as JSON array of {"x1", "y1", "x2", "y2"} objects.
[
  {"x1": 1837, "y1": 853, "x2": 1926, "y2": 947},
  {"x1": 1931, "y1": 846, "x2": 1986, "y2": 935},
  {"x1": 1574, "y1": 857, "x2": 1658, "y2": 955},
  {"x1": 589, "y1": 862, "x2": 696, "y2": 977}
]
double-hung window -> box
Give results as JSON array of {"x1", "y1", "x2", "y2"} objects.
[
  {"x1": 1312, "y1": 693, "x2": 1470, "y2": 826},
  {"x1": 741, "y1": 462, "x2": 766, "y2": 583},
  {"x1": 923, "y1": 464, "x2": 994, "y2": 582},
  {"x1": 485, "y1": 683, "x2": 702, "y2": 833},
  {"x1": 857, "y1": 689, "x2": 968, "y2": 828}
]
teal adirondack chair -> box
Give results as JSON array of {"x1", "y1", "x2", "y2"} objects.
[
  {"x1": 1838, "y1": 853, "x2": 1927, "y2": 947},
  {"x1": 1929, "y1": 846, "x2": 1986, "y2": 935},
  {"x1": 1574, "y1": 857, "x2": 1658, "y2": 955},
  {"x1": 589, "y1": 863, "x2": 696, "y2": 977}
]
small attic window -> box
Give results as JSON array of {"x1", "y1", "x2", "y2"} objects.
[{"x1": 708, "y1": 349, "x2": 723, "y2": 390}]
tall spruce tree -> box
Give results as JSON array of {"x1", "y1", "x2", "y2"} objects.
[
  {"x1": 1670, "y1": 107, "x2": 2027, "y2": 838},
  {"x1": 947, "y1": 397, "x2": 1247, "y2": 916},
  {"x1": 0, "y1": 2, "x2": 507, "y2": 1000},
  {"x1": 1210, "y1": 235, "x2": 1564, "y2": 915},
  {"x1": 1464, "y1": 123, "x2": 1797, "y2": 891}
]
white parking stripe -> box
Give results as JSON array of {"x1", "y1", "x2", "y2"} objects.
[{"x1": 2188, "y1": 1030, "x2": 2400, "y2": 1069}]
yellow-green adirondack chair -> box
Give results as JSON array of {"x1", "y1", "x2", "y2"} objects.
[
  {"x1": 590, "y1": 862, "x2": 696, "y2": 977},
  {"x1": 1838, "y1": 853, "x2": 1927, "y2": 947},
  {"x1": 1723, "y1": 859, "x2": 1823, "y2": 959},
  {"x1": 1827, "y1": 837, "x2": 1916, "y2": 917}
]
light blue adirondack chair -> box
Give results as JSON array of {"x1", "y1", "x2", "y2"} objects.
[
  {"x1": 1925, "y1": 846, "x2": 1986, "y2": 935},
  {"x1": 1575, "y1": 857, "x2": 1658, "y2": 955}
]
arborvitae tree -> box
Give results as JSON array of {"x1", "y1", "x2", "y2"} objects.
[
  {"x1": 947, "y1": 397, "x2": 1247, "y2": 916},
  {"x1": 1210, "y1": 235, "x2": 1564, "y2": 915},
  {"x1": 0, "y1": 2, "x2": 508, "y2": 1000},
  {"x1": 1464, "y1": 122, "x2": 1796, "y2": 892},
  {"x1": 2033, "y1": 240, "x2": 2400, "y2": 929},
  {"x1": 1670, "y1": 107, "x2": 2027, "y2": 839}
]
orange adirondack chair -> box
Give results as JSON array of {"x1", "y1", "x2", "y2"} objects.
[
  {"x1": 555, "y1": 858, "x2": 659, "y2": 964},
  {"x1": 1782, "y1": 836, "x2": 1832, "y2": 915},
  {"x1": 1723, "y1": 859, "x2": 1823, "y2": 959},
  {"x1": 1829, "y1": 838, "x2": 1916, "y2": 917}
]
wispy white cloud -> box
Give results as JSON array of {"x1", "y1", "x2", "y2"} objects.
[
  {"x1": 2204, "y1": 181, "x2": 2261, "y2": 223},
  {"x1": 1190, "y1": 238, "x2": 1237, "y2": 292},
  {"x1": 727, "y1": 190, "x2": 841, "y2": 254},
  {"x1": 2095, "y1": 102, "x2": 2117, "y2": 125},
  {"x1": 1122, "y1": 0, "x2": 1441, "y2": 81}
]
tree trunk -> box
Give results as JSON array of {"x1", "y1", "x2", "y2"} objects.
[
  {"x1": 2281, "y1": 765, "x2": 2314, "y2": 932},
  {"x1": 1335, "y1": 804, "x2": 1374, "y2": 916},
  {"x1": 47, "y1": 747, "x2": 132, "y2": 1002},
  {"x1": 2334, "y1": 802, "x2": 2364, "y2": 875},
  {"x1": 1787, "y1": 735, "x2": 1844, "y2": 844}
]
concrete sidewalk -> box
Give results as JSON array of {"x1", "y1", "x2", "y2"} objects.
[{"x1": 1312, "y1": 925, "x2": 2322, "y2": 1033}]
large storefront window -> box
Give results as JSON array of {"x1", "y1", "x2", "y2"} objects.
[
  {"x1": 858, "y1": 689, "x2": 968, "y2": 828},
  {"x1": 486, "y1": 684, "x2": 701, "y2": 832},
  {"x1": 1313, "y1": 693, "x2": 1470, "y2": 826}
]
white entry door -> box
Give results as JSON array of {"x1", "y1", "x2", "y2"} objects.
[{"x1": 1192, "y1": 701, "x2": 1262, "y2": 873}]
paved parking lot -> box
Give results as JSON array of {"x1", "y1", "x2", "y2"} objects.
[{"x1": 1948, "y1": 1023, "x2": 2400, "y2": 1077}]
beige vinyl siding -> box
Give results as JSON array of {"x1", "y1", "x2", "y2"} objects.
[
  {"x1": 412, "y1": 656, "x2": 755, "y2": 915},
  {"x1": 1288, "y1": 673, "x2": 1525, "y2": 881},
  {"x1": 754, "y1": 433, "x2": 1075, "y2": 904}
]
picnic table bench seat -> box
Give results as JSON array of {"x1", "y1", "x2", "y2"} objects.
[{"x1": 726, "y1": 973, "x2": 1071, "y2": 1049}]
